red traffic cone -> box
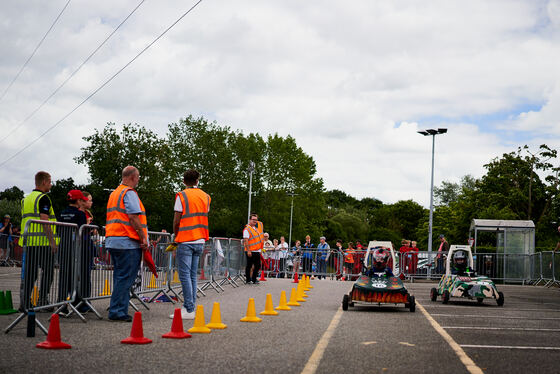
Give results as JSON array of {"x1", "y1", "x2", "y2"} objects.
[
  {"x1": 121, "y1": 312, "x2": 152, "y2": 344},
  {"x1": 292, "y1": 272, "x2": 299, "y2": 283},
  {"x1": 200, "y1": 268, "x2": 206, "y2": 280},
  {"x1": 162, "y1": 309, "x2": 192, "y2": 339},
  {"x1": 36, "y1": 314, "x2": 71, "y2": 349},
  {"x1": 259, "y1": 270, "x2": 267, "y2": 282}
]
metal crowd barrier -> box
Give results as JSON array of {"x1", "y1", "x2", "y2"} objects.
[{"x1": 0, "y1": 234, "x2": 22, "y2": 267}]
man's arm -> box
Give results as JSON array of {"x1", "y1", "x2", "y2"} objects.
[
  {"x1": 129, "y1": 213, "x2": 148, "y2": 250},
  {"x1": 173, "y1": 211, "x2": 181, "y2": 242},
  {"x1": 39, "y1": 213, "x2": 57, "y2": 253},
  {"x1": 244, "y1": 238, "x2": 252, "y2": 257}
]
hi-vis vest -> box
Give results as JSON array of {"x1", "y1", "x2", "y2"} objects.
[
  {"x1": 175, "y1": 188, "x2": 211, "y2": 242},
  {"x1": 106, "y1": 184, "x2": 148, "y2": 241},
  {"x1": 244, "y1": 221, "x2": 263, "y2": 252},
  {"x1": 344, "y1": 249, "x2": 354, "y2": 263},
  {"x1": 19, "y1": 191, "x2": 58, "y2": 246}
]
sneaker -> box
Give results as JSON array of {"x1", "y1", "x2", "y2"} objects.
[
  {"x1": 108, "y1": 314, "x2": 133, "y2": 322},
  {"x1": 253, "y1": 280, "x2": 260, "y2": 284},
  {"x1": 169, "y1": 307, "x2": 195, "y2": 320}
]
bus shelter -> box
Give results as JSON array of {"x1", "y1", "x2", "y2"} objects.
[{"x1": 469, "y1": 219, "x2": 535, "y2": 282}]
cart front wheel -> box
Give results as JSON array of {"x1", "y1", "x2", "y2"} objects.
[
  {"x1": 442, "y1": 290, "x2": 450, "y2": 304},
  {"x1": 430, "y1": 288, "x2": 438, "y2": 302},
  {"x1": 477, "y1": 298, "x2": 484, "y2": 304},
  {"x1": 496, "y1": 292, "x2": 505, "y2": 307},
  {"x1": 342, "y1": 294, "x2": 349, "y2": 311},
  {"x1": 409, "y1": 295, "x2": 416, "y2": 312}
]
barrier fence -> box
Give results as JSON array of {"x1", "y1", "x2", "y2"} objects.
[{"x1": 4, "y1": 223, "x2": 560, "y2": 335}]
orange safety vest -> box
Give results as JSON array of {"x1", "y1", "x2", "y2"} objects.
[
  {"x1": 244, "y1": 221, "x2": 263, "y2": 252},
  {"x1": 344, "y1": 249, "x2": 354, "y2": 263},
  {"x1": 175, "y1": 188, "x2": 211, "y2": 242},
  {"x1": 106, "y1": 184, "x2": 148, "y2": 241}
]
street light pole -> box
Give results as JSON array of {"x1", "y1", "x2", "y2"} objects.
[
  {"x1": 287, "y1": 192, "x2": 298, "y2": 246},
  {"x1": 417, "y1": 128, "x2": 447, "y2": 277},
  {"x1": 247, "y1": 161, "x2": 255, "y2": 223}
]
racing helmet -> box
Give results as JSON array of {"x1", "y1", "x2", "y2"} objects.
[
  {"x1": 453, "y1": 250, "x2": 468, "y2": 270},
  {"x1": 372, "y1": 248, "x2": 389, "y2": 269}
]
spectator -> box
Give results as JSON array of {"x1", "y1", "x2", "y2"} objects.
[
  {"x1": 262, "y1": 233, "x2": 273, "y2": 276},
  {"x1": 436, "y1": 234, "x2": 449, "y2": 274},
  {"x1": 344, "y1": 242, "x2": 355, "y2": 281},
  {"x1": 409, "y1": 241, "x2": 419, "y2": 275},
  {"x1": 302, "y1": 235, "x2": 314, "y2": 276},
  {"x1": 0, "y1": 215, "x2": 13, "y2": 262},
  {"x1": 354, "y1": 240, "x2": 365, "y2": 276},
  {"x1": 290, "y1": 239, "x2": 302, "y2": 278},
  {"x1": 277, "y1": 236, "x2": 289, "y2": 278},
  {"x1": 82, "y1": 191, "x2": 94, "y2": 224},
  {"x1": 334, "y1": 240, "x2": 344, "y2": 280},
  {"x1": 270, "y1": 238, "x2": 279, "y2": 277},
  {"x1": 316, "y1": 236, "x2": 330, "y2": 279},
  {"x1": 399, "y1": 239, "x2": 411, "y2": 276},
  {"x1": 243, "y1": 213, "x2": 264, "y2": 284}
]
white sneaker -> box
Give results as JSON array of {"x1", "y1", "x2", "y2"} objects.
[{"x1": 169, "y1": 307, "x2": 196, "y2": 320}]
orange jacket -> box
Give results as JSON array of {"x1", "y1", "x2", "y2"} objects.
[
  {"x1": 244, "y1": 221, "x2": 263, "y2": 252},
  {"x1": 344, "y1": 249, "x2": 354, "y2": 263},
  {"x1": 175, "y1": 188, "x2": 211, "y2": 242},
  {"x1": 106, "y1": 184, "x2": 147, "y2": 240}
]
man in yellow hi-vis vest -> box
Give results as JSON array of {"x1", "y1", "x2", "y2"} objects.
[{"x1": 19, "y1": 171, "x2": 58, "y2": 311}]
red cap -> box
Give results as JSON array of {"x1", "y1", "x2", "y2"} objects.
[{"x1": 67, "y1": 189, "x2": 88, "y2": 201}]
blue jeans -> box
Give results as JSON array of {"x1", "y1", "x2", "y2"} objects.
[
  {"x1": 108, "y1": 247, "x2": 142, "y2": 319},
  {"x1": 317, "y1": 258, "x2": 327, "y2": 278},
  {"x1": 177, "y1": 243, "x2": 203, "y2": 313}
]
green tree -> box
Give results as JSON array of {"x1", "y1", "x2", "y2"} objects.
[{"x1": 0, "y1": 186, "x2": 24, "y2": 201}]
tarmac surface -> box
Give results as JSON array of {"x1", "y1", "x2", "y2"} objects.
[{"x1": 1, "y1": 266, "x2": 559, "y2": 374}]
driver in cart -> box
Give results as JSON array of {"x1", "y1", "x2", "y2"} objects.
[
  {"x1": 450, "y1": 250, "x2": 474, "y2": 276},
  {"x1": 366, "y1": 247, "x2": 394, "y2": 278}
]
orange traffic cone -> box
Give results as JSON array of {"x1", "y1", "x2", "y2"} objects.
[
  {"x1": 162, "y1": 309, "x2": 192, "y2": 339},
  {"x1": 287, "y1": 288, "x2": 300, "y2": 306},
  {"x1": 121, "y1": 312, "x2": 152, "y2": 344},
  {"x1": 31, "y1": 285, "x2": 39, "y2": 306},
  {"x1": 146, "y1": 274, "x2": 157, "y2": 289},
  {"x1": 36, "y1": 314, "x2": 71, "y2": 349},
  {"x1": 240, "y1": 298, "x2": 262, "y2": 322},
  {"x1": 200, "y1": 268, "x2": 206, "y2": 280},
  {"x1": 260, "y1": 293, "x2": 279, "y2": 316},
  {"x1": 171, "y1": 271, "x2": 180, "y2": 284},
  {"x1": 296, "y1": 282, "x2": 307, "y2": 302},
  {"x1": 206, "y1": 302, "x2": 227, "y2": 329},
  {"x1": 292, "y1": 272, "x2": 299, "y2": 283},
  {"x1": 259, "y1": 270, "x2": 267, "y2": 282},
  {"x1": 275, "y1": 290, "x2": 291, "y2": 311}
]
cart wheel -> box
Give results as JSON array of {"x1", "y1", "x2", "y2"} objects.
[
  {"x1": 430, "y1": 288, "x2": 438, "y2": 302},
  {"x1": 409, "y1": 295, "x2": 416, "y2": 312},
  {"x1": 442, "y1": 290, "x2": 450, "y2": 304},
  {"x1": 349, "y1": 301, "x2": 354, "y2": 307},
  {"x1": 477, "y1": 298, "x2": 484, "y2": 304},
  {"x1": 342, "y1": 294, "x2": 349, "y2": 311},
  {"x1": 496, "y1": 292, "x2": 504, "y2": 307}
]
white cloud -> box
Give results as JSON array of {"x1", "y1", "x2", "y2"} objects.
[{"x1": 0, "y1": 0, "x2": 557, "y2": 207}]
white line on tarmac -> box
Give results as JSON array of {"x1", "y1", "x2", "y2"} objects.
[
  {"x1": 431, "y1": 314, "x2": 560, "y2": 320},
  {"x1": 461, "y1": 344, "x2": 560, "y2": 350},
  {"x1": 423, "y1": 306, "x2": 560, "y2": 313},
  {"x1": 417, "y1": 302, "x2": 483, "y2": 374},
  {"x1": 301, "y1": 307, "x2": 344, "y2": 374},
  {"x1": 443, "y1": 326, "x2": 560, "y2": 332}
]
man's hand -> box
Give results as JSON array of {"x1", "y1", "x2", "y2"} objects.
[
  {"x1": 50, "y1": 242, "x2": 58, "y2": 254},
  {"x1": 140, "y1": 237, "x2": 149, "y2": 251},
  {"x1": 247, "y1": 251, "x2": 252, "y2": 258}
]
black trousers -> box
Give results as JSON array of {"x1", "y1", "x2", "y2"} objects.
[{"x1": 245, "y1": 252, "x2": 261, "y2": 282}]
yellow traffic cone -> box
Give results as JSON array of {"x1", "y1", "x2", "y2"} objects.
[
  {"x1": 307, "y1": 273, "x2": 314, "y2": 289},
  {"x1": 171, "y1": 270, "x2": 180, "y2": 284},
  {"x1": 260, "y1": 293, "x2": 279, "y2": 316},
  {"x1": 300, "y1": 277, "x2": 309, "y2": 298},
  {"x1": 100, "y1": 279, "x2": 111, "y2": 296},
  {"x1": 275, "y1": 290, "x2": 291, "y2": 311},
  {"x1": 147, "y1": 274, "x2": 157, "y2": 289},
  {"x1": 240, "y1": 298, "x2": 262, "y2": 322},
  {"x1": 206, "y1": 302, "x2": 227, "y2": 329},
  {"x1": 287, "y1": 288, "x2": 300, "y2": 306},
  {"x1": 31, "y1": 285, "x2": 39, "y2": 306},
  {"x1": 188, "y1": 305, "x2": 211, "y2": 333},
  {"x1": 296, "y1": 282, "x2": 307, "y2": 302},
  {"x1": 302, "y1": 275, "x2": 310, "y2": 291}
]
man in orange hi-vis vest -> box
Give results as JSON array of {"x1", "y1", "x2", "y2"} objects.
[
  {"x1": 171, "y1": 169, "x2": 211, "y2": 319},
  {"x1": 243, "y1": 213, "x2": 263, "y2": 284},
  {"x1": 105, "y1": 166, "x2": 148, "y2": 322}
]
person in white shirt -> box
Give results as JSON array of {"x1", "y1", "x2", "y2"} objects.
[
  {"x1": 277, "y1": 236, "x2": 289, "y2": 278},
  {"x1": 270, "y1": 238, "x2": 279, "y2": 277},
  {"x1": 262, "y1": 233, "x2": 273, "y2": 277}
]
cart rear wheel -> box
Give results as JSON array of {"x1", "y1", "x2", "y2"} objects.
[
  {"x1": 477, "y1": 298, "x2": 484, "y2": 304},
  {"x1": 409, "y1": 295, "x2": 416, "y2": 312},
  {"x1": 442, "y1": 290, "x2": 450, "y2": 304},
  {"x1": 430, "y1": 288, "x2": 438, "y2": 302},
  {"x1": 342, "y1": 294, "x2": 349, "y2": 311},
  {"x1": 496, "y1": 291, "x2": 504, "y2": 307}
]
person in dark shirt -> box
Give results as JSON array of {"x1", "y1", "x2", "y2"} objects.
[
  {"x1": 57, "y1": 190, "x2": 89, "y2": 313},
  {"x1": 367, "y1": 247, "x2": 394, "y2": 278}
]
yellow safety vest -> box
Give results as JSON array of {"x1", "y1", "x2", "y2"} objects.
[{"x1": 19, "y1": 190, "x2": 58, "y2": 246}]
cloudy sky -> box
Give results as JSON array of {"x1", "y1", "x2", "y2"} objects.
[{"x1": 1, "y1": 0, "x2": 559, "y2": 206}]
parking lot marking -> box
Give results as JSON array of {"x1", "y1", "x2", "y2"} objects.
[
  {"x1": 443, "y1": 326, "x2": 560, "y2": 332},
  {"x1": 301, "y1": 307, "x2": 344, "y2": 374},
  {"x1": 417, "y1": 302, "x2": 483, "y2": 374},
  {"x1": 461, "y1": 344, "x2": 560, "y2": 350},
  {"x1": 431, "y1": 314, "x2": 560, "y2": 320},
  {"x1": 423, "y1": 306, "x2": 560, "y2": 313},
  {"x1": 399, "y1": 342, "x2": 415, "y2": 347},
  {"x1": 361, "y1": 341, "x2": 377, "y2": 345}
]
